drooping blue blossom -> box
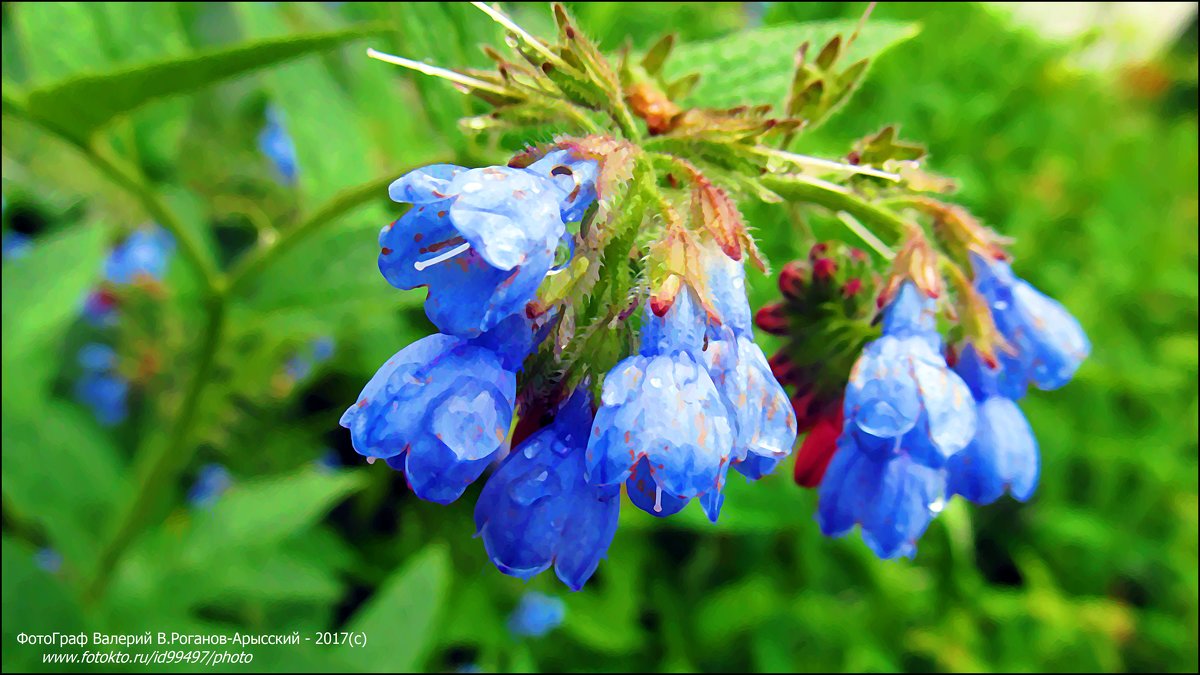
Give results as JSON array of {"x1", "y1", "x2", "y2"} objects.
[
  {"x1": 507, "y1": 592, "x2": 566, "y2": 638},
  {"x1": 379, "y1": 151, "x2": 597, "y2": 337},
  {"x1": 34, "y1": 548, "x2": 63, "y2": 574},
  {"x1": 258, "y1": 105, "x2": 298, "y2": 184},
  {"x1": 945, "y1": 344, "x2": 1039, "y2": 505},
  {"x1": 700, "y1": 249, "x2": 797, "y2": 480},
  {"x1": 817, "y1": 282, "x2": 977, "y2": 559},
  {"x1": 104, "y1": 226, "x2": 175, "y2": 285},
  {"x1": 314, "y1": 448, "x2": 341, "y2": 473},
  {"x1": 74, "y1": 343, "x2": 128, "y2": 427},
  {"x1": 340, "y1": 333, "x2": 519, "y2": 504},
  {"x1": 475, "y1": 388, "x2": 620, "y2": 591},
  {"x1": 587, "y1": 291, "x2": 735, "y2": 522},
  {"x1": 2, "y1": 231, "x2": 31, "y2": 260},
  {"x1": 284, "y1": 336, "x2": 335, "y2": 382},
  {"x1": 188, "y1": 463, "x2": 232, "y2": 509},
  {"x1": 77, "y1": 342, "x2": 117, "y2": 371},
  {"x1": 312, "y1": 336, "x2": 336, "y2": 362},
  {"x1": 971, "y1": 253, "x2": 1090, "y2": 391}
]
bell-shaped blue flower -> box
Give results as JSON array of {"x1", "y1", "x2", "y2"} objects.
[
  {"x1": 3, "y1": 231, "x2": 31, "y2": 260},
  {"x1": 817, "y1": 439, "x2": 946, "y2": 559},
  {"x1": 840, "y1": 282, "x2": 976, "y2": 467},
  {"x1": 475, "y1": 389, "x2": 620, "y2": 591},
  {"x1": 587, "y1": 291, "x2": 735, "y2": 522},
  {"x1": 971, "y1": 253, "x2": 1090, "y2": 391},
  {"x1": 74, "y1": 342, "x2": 127, "y2": 426},
  {"x1": 817, "y1": 282, "x2": 976, "y2": 559},
  {"x1": 945, "y1": 345, "x2": 1039, "y2": 504},
  {"x1": 340, "y1": 333, "x2": 518, "y2": 504},
  {"x1": 380, "y1": 150, "x2": 597, "y2": 338},
  {"x1": 700, "y1": 250, "x2": 797, "y2": 480},
  {"x1": 75, "y1": 372, "x2": 128, "y2": 427},
  {"x1": 105, "y1": 226, "x2": 174, "y2": 285},
  {"x1": 188, "y1": 463, "x2": 233, "y2": 509},
  {"x1": 259, "y1": 105, "x2": 298, "y2": 184},
  {"x1": 507, "y1": 591, "x2": 566, "y2": 638}
]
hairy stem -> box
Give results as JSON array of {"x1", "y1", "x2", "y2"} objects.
[{"x1": 761, "y1": 173, "x2": 911, "y2": 240}]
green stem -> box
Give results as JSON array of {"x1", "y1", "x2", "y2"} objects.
[
  {"x1": 761, "y1": 173, "x2": 911, "y2": 240},
  {"x1": 225, "y1": 172, "x2": 403, "y2": 295},
  {"x1": 84, "y1": 295, "x2": 227, "y2": 604},
  {"x1": 81, "y1": 142, "x2": 223, "y2": 298},
  {"x1": 610, "y1": 98, "x2": 642, "y2": 142}
]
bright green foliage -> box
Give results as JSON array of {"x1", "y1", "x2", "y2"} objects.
[{"x1": 1, "y1": 2, "x2": 1195, "y2": 673}]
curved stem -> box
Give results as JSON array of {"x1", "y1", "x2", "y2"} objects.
[
  {"x1": 4, "y1": 95, "x2": 221, "y2": 297},
  {"x1": 84, "y1": 295, "x2": 227, "y2": 604},
  {"x1": 761, "y1": 173, "x2": 911, "y2": 240},
  {"x1": 226, "y1": 172, "x2": 404, "y2": 295}
]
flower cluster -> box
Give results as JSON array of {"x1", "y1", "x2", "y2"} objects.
[
  {"x1": 82, "y1": 225, "x2": 175, "y2": 326},
  {"x1": 342, "y1": 141, "x2": 795, "y2": 589},
  {"x1": 764, "y1": 239, "x2": 1089, "y2": 559},
  {"x1": 75, "y1": 225, "x2": 174, "y2": 425},
  {"x1": 755, "y1": 242, "x2": 878, "y2": 488},
  {"x1": 342, "y1": 2, "x2": 1089, "y2": 582}
]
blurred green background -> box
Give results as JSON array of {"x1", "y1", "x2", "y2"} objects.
[{"x1": 2, "y1": 2, "x2": 1196, "y2": 672}]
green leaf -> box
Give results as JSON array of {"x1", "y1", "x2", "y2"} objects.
[
  {"x1": 1, "y1": 401, "x2": 128, "y2": 573},
  {"x1": 10, "y1": 3, "x2": 110, "y2": 83},
  {"x1": 23, "y1": 25, "x2": 385, "y2": 142},
  {"x1": 184, "y1": 468, "x2": 365, "y2": 558},
  {"x1": 666, "y1": 19, "x2": 918, "y2": 109},
  {"x1": 1, "y1": 538, "x2": 85, "y2": 673},
  {"x1": 233, "y1": 4, "x2": 379, "y2": 208},
  {"x1": 344, "y1": 544, "x2": 452, "y2": 672},
  {"x1": 1, "y1": 223, "x2": 107, "y2": 390}
]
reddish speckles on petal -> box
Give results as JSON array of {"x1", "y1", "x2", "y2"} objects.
[
  {"x1": 381, "y1": 247, "x2": 393, "y2": 255},
  {"x1": 419, "y1": 236, "x2": 466, "y2": 255},
  {"x1": 357, "y1": 398, "x2": 369, "y2": 408}
]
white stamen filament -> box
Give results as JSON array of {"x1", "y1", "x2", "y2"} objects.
[
  {"x1": 837, "y1": 212, "x2": 895, "y2": 260},
  {"x1": 414, "y1": 241, "x2": 471, "y2": 271},
  {"x1": 366, "y1": 48, "x2": 510, "y2": 96},
  {"x1": 756, "y1": 146, "x2": 902, "y2": 182},
  {"x1": 654, "y1": 485, "x2": 663, "y2": 513},
  {"x1": 470, "y1": 2, "x2": 566, "y2": 68}
]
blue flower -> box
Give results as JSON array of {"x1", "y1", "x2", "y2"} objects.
[
  {"x1": 75, "y1": 374, "x2": 128, "y2": 427},
  {"x1": 945, "y1": 345, "x2": 1039, "y2": 504},
  {"x1": 817, "y1": 446, "x2": 945, "y2": 559},
  {"x1": 312, "y1": 336, "x2": 336, "y2": 362},
  {"x1": 587, "y1": 291, "x2": 735, "y2": 522},
  {"x1": 379, "y1": 151, "x2": 596, "y2": 337},
  {"x1": 971, "y1": 253, "x2": 1090, "y2": 391},
  {"x1": 475, "y1": 389, "x2": 620, "y2": 591},
  {"x1": 2, "y1": 231, "x2": 31, "y2": 260},
  {"x1": 104, "y1": 226, "x2": 174, "y2": 285},
  {"x1": 77, "y1": 342, "x2": 117, "y2": 371},
  {"x1": 507, "y1": 592, "x2": 566, "y2": 638},
  {"x1": 34, "y1": 548, "x2": 63, "y2": 574},
  {"x1": 259, "y1": 105, "x2": 298, "y2": 184},
  {"x1": 188, "y1": 463, "x2": 232, "y2": 508},
  {"x1": 340, "y1": 333, "x2": 518, "y2": 504},
  {"x1": 314, "y1": 448, "x2": 341, "y2": 473},
  {"x1": 817, "y1": 282, "x2": 976, "y2": 559},
  {"x1": 284, "y1": 336, "x2": 337, "y2": 382},
  {"x1": 700, "y1": 251, "x2": 797, "y2": 480}
]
